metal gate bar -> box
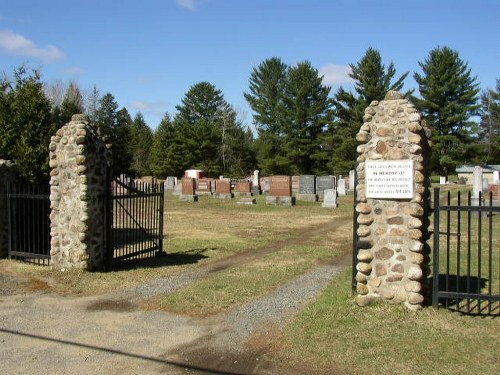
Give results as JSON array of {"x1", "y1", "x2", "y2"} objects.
[
  {"x1": 433, "y1": 187, "x2": 500, "y2": 315},
  {"x1": 6, "y1": 183, "x2": 50, "y2": 265}
]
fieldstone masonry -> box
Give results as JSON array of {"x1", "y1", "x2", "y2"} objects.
[
  {"x1": 354, "y1": 91, "x2": 431, "y2": 311},
  {"x1": 49, "y1": 114, "x2": 110, "y2": 270}
]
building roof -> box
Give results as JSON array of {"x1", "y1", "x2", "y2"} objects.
[{"x1": 456, "y1": 165, "x2": 500, "y2": 173}]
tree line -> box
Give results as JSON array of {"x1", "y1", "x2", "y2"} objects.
[{"x1": 0, "y1": 46, "x2": 499, "y2": 184}]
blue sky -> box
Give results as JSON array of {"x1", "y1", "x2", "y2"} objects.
[{"x1": 1, "y1": 0, "x2": 498, "y2": 129}]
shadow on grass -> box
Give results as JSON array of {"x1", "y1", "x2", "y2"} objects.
[
  {"x1": 111, "y1": 247, "x2": 215, "y2": 271},
  {"x1": 430, "y1": 274, "x2": 499, "y2": 316}
]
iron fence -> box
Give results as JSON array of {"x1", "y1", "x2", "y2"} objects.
[
  {"x1": 6, "y1": 183, "x2": 51, "y2": 265},
  {"x1": 433, "y1": 188, "x2": 500, "y2": 315},
  {"x1": 107, "y1": 177, "x2": 165, "y2": 268}
]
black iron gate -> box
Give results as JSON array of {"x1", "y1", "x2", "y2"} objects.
[
  {"x1": 107, "y1": 177, "x2": 165, "y2": 268},
  {"x1": 5, "y1": 183, "x2": 51, "y2": 265},
  {"x1": 432, "y1": 188, "x2": 500, "y2": 315}
]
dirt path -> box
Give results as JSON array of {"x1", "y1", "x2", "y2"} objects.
[{"x1": 0, "y1": 219, "x2": 352, "y2": 374}]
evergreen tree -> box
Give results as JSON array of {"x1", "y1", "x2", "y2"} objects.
[
  {"x1": 95, "y1": 92, "x2": 118, "y2": 141},
  {"x1": 0, "y1": 66, "x2": 55, "y2": 183},
  {"x1": 85, "y1": 84, "x2": 101, "y2": 124},
  {"x1": 174, "y1": 82, "x2": 230, "y2": 176},
  {"x1": 129, "y1": 112, "x2": 153, "y2": 177},
  {"x1": 478, "y1": 79, "x2": 500, "y2": 163},
  {"x1": 244, "y1": 57, "x2": 289, "y2": 174},
  {"x1": 414, "y1": 46, "x2": 480, "y2": 174},
  {"x1": 113, "y1": 107, "x2": 133, "y2": 175},
  {"x1": 283, "y1": 61, "x2": 333, "y2": 174},
  {"x1": 326, "y1": 48, "x2": 409, "y2": 174},
  {"x1": 150, "y1": 113, "x2": 186, "y2": 177},
  {"x1": 59, "y1": 82, "x2": 84, "y2": 125}
]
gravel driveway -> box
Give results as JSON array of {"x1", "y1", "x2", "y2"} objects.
[{"x1": 0, "y1": 221, "x2": 350, "y2": 375}]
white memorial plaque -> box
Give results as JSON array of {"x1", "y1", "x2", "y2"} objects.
[{"x1": 365, "y1": 160, "x2": 414, "y2": 199}]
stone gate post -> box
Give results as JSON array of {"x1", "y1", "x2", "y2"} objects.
[
  {"x1": 49, "y1": 114, "x2": 110, "y2": 270},
  {"x1": 354, "y1": 91, "x2": 431, "y2": 311}
]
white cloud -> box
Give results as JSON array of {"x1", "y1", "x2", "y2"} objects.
[
  {"x1": 0, "y1": 29, "x2": 64, "y2": 62},
  {"x1": 319, "y1": 64, "x2": 353, "y2": 86},
  {"x1": 176, "y1": 0, "x2": 197, "y2": 11},
  {"x1": 64, "y1": 66, "x2": 85, "y2": 75},
  {"x1": 129, "y1": 100, "x2": 170, "y2": 113}
]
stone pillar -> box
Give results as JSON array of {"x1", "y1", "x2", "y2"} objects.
[
  {"x1": 0, "y1": 160, "x2": 17, "y2": 258},
  {"x1": 252, "y1": 170, "x2": 261, "y2": 195},
  {"x1": 472, "y1": 166, "x2": 483, "y2": 206},
  {"x1": 49, "y1": 114, "x2": 110, "y2": 270},
  {"x1": 354, "y1": 91, "x2": 431, "y2": 311},
  {"x1": 349, "y1": 170, "x2": 356, "y2": 191}
]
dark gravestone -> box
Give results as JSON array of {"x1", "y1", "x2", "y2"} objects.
[
  {"x1": 299, "y1": 175, "x2": 315, "y2": 194},
  {"x1": 297, "y1": 175, "x2": 317, "y2": 202},
  {"x1": 316, "y1": 176, "x2": 335, "y2": 200}
]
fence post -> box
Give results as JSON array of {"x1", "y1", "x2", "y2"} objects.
[{"x1": 432, "y1": 187, "x2": 440, "y2": 308}]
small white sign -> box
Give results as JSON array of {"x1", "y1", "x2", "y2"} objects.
[{"x1": 365, "y1": 160, "x2": 414, "y2": 199}]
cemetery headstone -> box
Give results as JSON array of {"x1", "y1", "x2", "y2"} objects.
[
  {"x1": 337, "y1": 178, "x2": 346, "y2": 196},
  {"x1": 262, "y1": 177, "x2": 270, "y2": 194},
  {"x1": 266, "y1": 175, "x2": 294, "y2": 206},
  {"x1": 292, "y1": 176, "x2": 300, "y2": 193},
  {"x1": 493, "y1": 170, "x2": 500, "y2": 183},
  {"x1": 321, "y1": 189, "x2": 338, "y2": 208},
  {"x1": 252, "y1": 170, "x2": 261, "y2": 195},
  {"x1": 215, "y1": 179, "x2": 233, "y2": 199},
  {"x1": 472, "y1": 166, "x2": 483, "y2": 206},
  {"x1": 234, "y1": 181, "x2": 252, "y2": 196},
  {"x1": 316, "y1": 175, "x2": 335, "y2": 201},
  {"x1": 196, "y1": 178, "x2": 212, "y2": 195},
  {"x1": 237, "y1": 197, "x2": 256, "y2": 205},
  {"x1": 180, "y1": 177, "x2": 198, "y2": 202},
  {"x1": 354, "y1": 91, "x2": 431, "y2": 311},
  {"x1": 349, "y1": 170, "x2": 356, "y2": 191},
  {"x1": 297, "y1": 175, "x2": 317, "y2": 202},
  {"x1": 165, "y1": 176, "x2": 176, "y2": 191},
  {"x1": 488, "y1": 184, "x2": 500, "y2": 205},
  {"x1": 439, "y1": 176, "x2": 447, "y2": 185}
]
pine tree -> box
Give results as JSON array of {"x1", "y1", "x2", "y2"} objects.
[
  {"x1": 0, "y1": 66, "x2": 55, "y2": 183},
  {"x1": 150, "y1": 114, "x2": 186, "y2": 177},
  {"x1": 283, "y1": 61, "x2": 333, "y2": 174},
  {"x1": 414, "y1": 46, "x2": 480, "y2": 174},
  {"x1": 244, "y1": 57, "x2": 289, "y2": 174},
  {"x1": 174, "y1": 82, "x2": 230, "y2": 176},
  {"x1": 129, "y1": 113, "x2": 153, "y2": 177},
  {"x1": 326, "y1": 48, "x2": 409, "y2": 175},
  {"x1": 59, "y1": 82, "x2": 84, "y2": 125},
  {"x1": 478, "y1": 79, "x2": 500, "y2": 163},
  {"x1": 113, "y1": 107, "x2": 133, "y2": 175}
]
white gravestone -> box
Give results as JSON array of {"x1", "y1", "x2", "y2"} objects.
[
  {"x1": 439, "y1": 176, "x2": 447, "y2": 185},
  {"x1": 493, "y1": 170, "x2": 500, "y2": 184},
  {"x1": 321, "y1": 189, "x2": 338, "y2": 208},
  {"x1": 337, "y1": 178, "x2": 346, "y2": 196},
  {"x1": 472, "y1": 166, "x2": 483, "y2": 206},
  {"x1": 349, "y1": 170, "x2": 356, "y2": 190}
]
